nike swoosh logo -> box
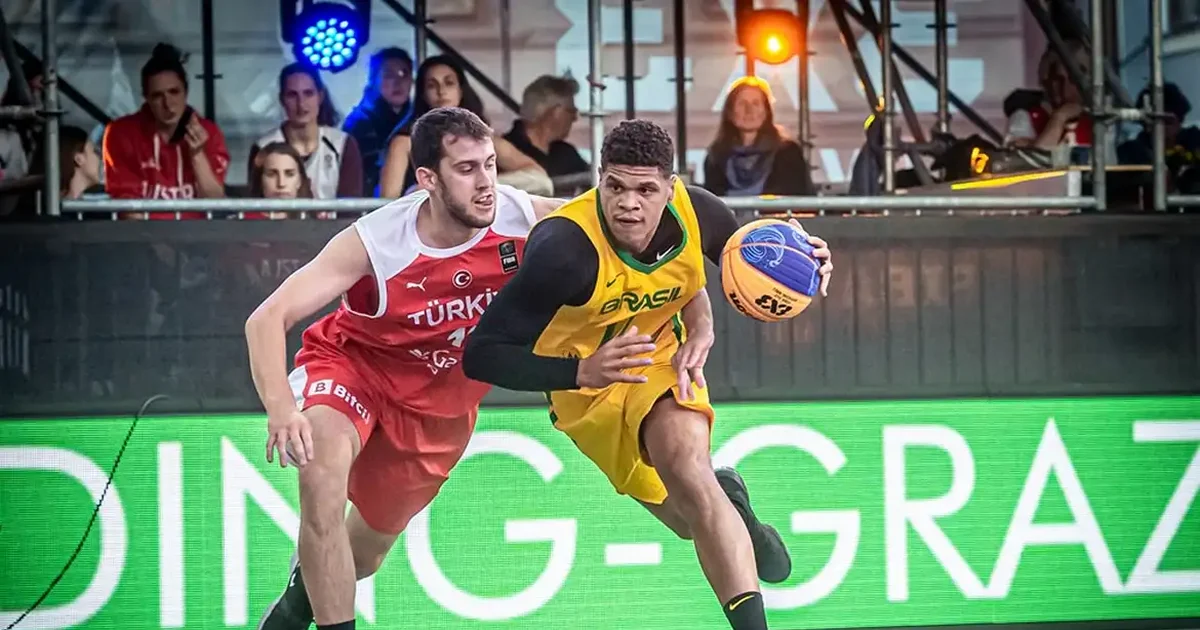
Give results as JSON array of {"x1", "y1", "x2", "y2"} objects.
[
  {"x1": 728, "y1": 593, "x2": 756, "y2": 611},
  {"x1": 606, "y1": 277, "x2": 620, "y2": 287}
]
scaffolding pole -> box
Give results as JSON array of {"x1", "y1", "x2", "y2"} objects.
[
  {"x1": 623, "y1": 0, "x2": 635, "y2": 119},
  {"x1": 881, "y1": 0, "x2": 895, "y2": 193},
  {"x1": 1090, "y1": 0, "x2": 1107, "y2": 211},
  {"x1": 42, "y1": 0, "x2": 59, "y2": 218},
  {"x1": 414, "y1": 0, "x2": 428, "y2": 68},
  {"x1": 1024, "y1": 0, "x2": 1092, "y2": 106},
  {"x1": 60, "y1": 195, "x2": 1100, "y2": 214},
  {"x1": 797, "y1": 0, "x2": 811, "y2": 166},
  {"x1": 842, "y1": 2, "x2": 1004, "y2": 145},
  {"x1": 499, "y1": 0, "x2": 512, "y2": 93},
  {"x1": 674, "y1": 0, "x2": 687, "y2": 176},
  {"x1": 858, "y1": 0, "x2": 926, "y2": 145},
  {"x1": 1150, "y1": 0, "x2": 1166, "y2": 212},
  {"x1": 588, "y1": 0, "x2": 604, "y2": 180},
  {"x1": 829, "y1": 0, "x2": 879, "y2": 111},
  {"x1": 933, "y1": 0, "x2": 950, "y2": 134},
  {"x1": 200, "y1": 0, "x2": 216, "y2": 121}
]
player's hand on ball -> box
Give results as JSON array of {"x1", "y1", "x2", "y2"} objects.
[
  {"x1": 266, "y1": 408, "x2": 314, "y2": 468},
  {"x1": 789, "y1": 219, "x2": 833, "y2": 297},
  {"x1": 576, "y1": 326, "x2": 656, "y2": 389},
  {"x1": 672, "y1": 327, "x2": 713, "y2": 401}
]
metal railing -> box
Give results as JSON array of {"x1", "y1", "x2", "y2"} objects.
[{"x1": 58, "y1": 194, "x2": 1099, "y2": 218}]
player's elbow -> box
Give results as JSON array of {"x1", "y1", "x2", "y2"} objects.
[
  {"x1": 245, "y1": 300, "x2": 287, "y2": 338},
  {"x1": 461, "y1": 336, "x2": 496, "y2": 384}
]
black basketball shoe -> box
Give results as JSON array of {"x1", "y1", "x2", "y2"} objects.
[
  {"x1": 716, "y1": 467, "x2": 793, "y2": 584},
  {"x1": 258, "y1": 553, "x2": 315, "y2": 630}
]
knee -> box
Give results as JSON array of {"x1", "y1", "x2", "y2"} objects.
[
  {"x1": 665, "y1": 473, "x2": 724, "y2": 525},
  {"x1": 298, "y1": 467, "x2": 348, "y2": 536}
]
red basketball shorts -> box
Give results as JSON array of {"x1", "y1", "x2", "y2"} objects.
[{"x1": 287, "y1": 360, "x2": 476, "y2": 535}]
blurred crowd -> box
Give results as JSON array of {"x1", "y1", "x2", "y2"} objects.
[{"x1": 0, "y1": 38, "x2": 1196, "y2": 221}]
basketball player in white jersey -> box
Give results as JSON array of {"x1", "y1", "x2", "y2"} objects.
[{"x1": 247, "y1": 107, "x2": 572, "y2": 630}]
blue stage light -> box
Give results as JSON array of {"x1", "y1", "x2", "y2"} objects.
[{"x1": 288, "y1": 2, "x2": 368, "y2": 73}]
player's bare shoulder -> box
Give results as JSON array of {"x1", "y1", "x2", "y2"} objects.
[
  {"x1": 490, "y1": 184, "x2": 541, "y2": 237},
  {"x1": 351, "y1": 191, "x2": 429, "y2": 283}
]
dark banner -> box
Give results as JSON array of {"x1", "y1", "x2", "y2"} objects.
[{"x1": 2, "y1": 216, "x2": 1198, "y2": 416}]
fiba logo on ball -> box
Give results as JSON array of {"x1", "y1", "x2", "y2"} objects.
[
  {"x1": 720, "y1": 218, "x2": 820, "y2": 323},
  {"x1": 452, "y1": 269, "x2": 473, "y2": 289}
]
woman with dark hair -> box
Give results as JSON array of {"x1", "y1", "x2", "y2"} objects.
[
  {"x1": 102, "y1": 42, "x2": 230, "y2": 217},
  {"x1": 250, "y1": 63, "x2": 363, "y2": 199},
  {"x1": 703, "y1": 76, "x2": 811, "y2": 197},
  {"x1": 54, "y1": 125, "x2": 102, "y2": 199},
  {"x1": 378, "y1": 55, "x2": 546, "y2": 198}
]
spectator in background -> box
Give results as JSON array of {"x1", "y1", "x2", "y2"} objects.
[
  {"x1": 0, "y1": 59, "x2": 43, "y2": 188},
  {"x1": 703, "y1": 76, "x2": 811, "y2": 197},
  {"x1": 342, "y1": 48, "x2": 413, "y2": 195},
  {"x1": 54, "y1": 125, "x2": 102, "y2": 200},
  {"x1": 246, "y1": 142, "x2": 314, "y2": 220},
  {"x1": 1005, "y1": 43, "x2": 1091, "y2": 149},
  {"x1": 379, "y1": 55, "x2": 547, "y2": 197},
  {"x1": 249, "y1": 63, "x2": 362, "y2": 199},
  {"x1": 1119, "y1": 82, "x2": 1200, "y2": 164},
  {"x1": 504, "y1": 74, "x2": 590, "y2": 194},
  {"x1": 103, "y1": 43, "x2": 230, "y2": 218},
  {"x1": 249, "y1": 142, "x2": 314, "y2": 200}
]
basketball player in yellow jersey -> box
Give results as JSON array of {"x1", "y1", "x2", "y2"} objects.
[{"x1": 464, "y1": 120, "x2": 832, "y2": 630}]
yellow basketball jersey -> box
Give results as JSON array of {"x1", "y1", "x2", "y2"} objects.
[{"x1": 533, "y1": 179, "x2": 707, "y2": 366}]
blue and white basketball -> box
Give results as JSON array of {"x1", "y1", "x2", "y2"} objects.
[{"x1": 720, "y1": 219, "x2": 821, "y2": 322}]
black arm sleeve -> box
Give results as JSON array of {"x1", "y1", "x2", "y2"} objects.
[
  {"x1": 462, "y1": 218, "x2": 598, "y2": 391},
  {"x1": 686, "y1": 184, "x2": 741, "y2": 266}
]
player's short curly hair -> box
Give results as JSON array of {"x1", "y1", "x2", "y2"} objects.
[
  {"x1": 411, "y1": 107, "x2": 493, "y2": 172},
  {"x1": 600, "y1": 119, "x2": 674, "y2": 176}
]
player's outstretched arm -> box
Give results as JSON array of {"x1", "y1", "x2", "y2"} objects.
[{"x1": 245, "y1": 227, "x2": 372, "y2": 430}]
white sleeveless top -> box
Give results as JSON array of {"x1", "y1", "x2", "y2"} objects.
[{"x1": 254, "y1": 126, "x2": 350, "y2": 200}]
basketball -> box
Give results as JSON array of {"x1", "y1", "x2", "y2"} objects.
[{"x1": 720, "y1": 218, "x2": 821, "y2": 322}]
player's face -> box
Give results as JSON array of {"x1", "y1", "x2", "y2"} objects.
[
  {"x1": 145, "y1": 71, "x2": 188, "y2": 129},
  {"x1": 598, "y1": 165, "x2": 675, "y2": 254},
  {"x1": 428, "y1": 134, "x2": 497, "y2": 229}
]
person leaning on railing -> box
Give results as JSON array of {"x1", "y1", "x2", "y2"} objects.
[
  {"x1": 102, "y1": 43, "x2": 230, "y2": 220},
  {"x1": 377, "y1": 55, "x2": 552, "y2": 198},
  {"x1": 1004, "y1": 42, "x2": 1092, "y2": 151},
  {"x1": 503, "y1": 75, "x2": 591, "y2": 196},
  {"x1": 248, "y1": 63, "x2": 363, "y2": 200}
]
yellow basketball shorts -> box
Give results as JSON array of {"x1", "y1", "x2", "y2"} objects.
[{"x1": 548, "y1": 344, "x2": 715, "y2": 505}]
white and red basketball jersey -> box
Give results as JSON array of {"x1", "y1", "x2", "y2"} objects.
[{"x1": 295, "y1": 184, "x2": 537, "y2": 419}]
